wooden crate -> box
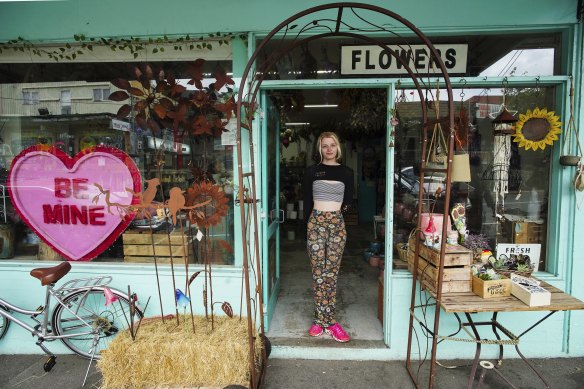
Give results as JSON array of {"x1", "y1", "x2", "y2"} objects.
[
  {"x1": 122, "y1": 229, "x2": 194, "y2": 264},
  {"x1": 407, "y1": 236, "x2": 473, "y2": 294},
  {"x1": 472, "y1": 276, "x2": 511, "y2": 298}
]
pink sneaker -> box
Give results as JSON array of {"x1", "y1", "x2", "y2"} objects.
[
  {"x1": 308, "y1": 324, "x2": 324, "y2": 337},
  {"x1": 325, "y1": 323, "x2": 350, "y2": 342}
]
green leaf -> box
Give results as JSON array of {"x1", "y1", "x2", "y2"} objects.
[
  {"x1": 87, "y1": 45, "x2": 93, "y2": 51},
  {"x1": 207, "y1": 44, "x2": 212, "y2": 50},
  {"x1": 196, "y1": 44, "x2": 201, "y2": 49},
  {"x1": 152, "y1": 48, "x2": 158, "y2": 53},
  {"x1": 74, "y1": 34, "x2": 80, "y2": 41},
  {"x1": 160, "y1": 47, "x2": 164, "y2": 52},
  {"x1": 134, "y1": 52, "x2": 138, "y2": 59},
  {"x1": 189, "y1": 44, "x2": 194, "y2": 50},
  {"x1": 65, "y1": 43, "x2": 71, "y2": 49},
  {"x1": 72, "y1": 53, "x2": 76, "y2": 59}
]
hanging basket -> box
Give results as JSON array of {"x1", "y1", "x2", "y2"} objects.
[{"x1": 560, "y1": 155, "x2": 581, "y2": 167}]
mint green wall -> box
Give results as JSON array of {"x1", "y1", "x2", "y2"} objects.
[
  {"x1": 0, "y1": 261, "x2": 245, "y2": 354},
  {"x1": 0, "y1": 1, "x2": 578, "y2": 41}
]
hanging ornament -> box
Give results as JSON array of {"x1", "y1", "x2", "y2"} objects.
[
  {"x1": 560, "y1": 77, "x2": 583, "y2": 166},
  {"x1": 491, "y1": 103, "x2": 518, "y2": 209},
  {"x1": 512, "y1": 107, "x2": 561, "y2": 151}
]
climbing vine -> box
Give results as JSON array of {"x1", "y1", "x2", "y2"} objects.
[{"x1": 0, "y1": 32, "x2": 247, "y2": 61}]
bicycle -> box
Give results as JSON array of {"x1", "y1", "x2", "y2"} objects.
[{"x1": 0, "y1": 261, "x2": 143, "y2": 380}]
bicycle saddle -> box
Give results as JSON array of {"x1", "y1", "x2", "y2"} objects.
[{"x1": 30, "y1": 262, "x2": 72, "y2": 286}]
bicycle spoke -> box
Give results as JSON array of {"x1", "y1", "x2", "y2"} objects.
[{"x1": 52, "y1": 289, "x2": 142, "y2": 359}]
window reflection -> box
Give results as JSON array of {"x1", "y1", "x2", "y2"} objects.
[
  {"x1": 0, "y1": 60, "x2": 235, "y2": 265},
  {"x1": 393, "y1": 86, "x2": 553, "y2": 271}
]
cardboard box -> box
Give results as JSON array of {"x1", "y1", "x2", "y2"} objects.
[
  {"x1": 501, "y1": 219, "x2": 546, "y2": 244},
  {"x1": 472, "y1": 276, "x2": 511, "y2": 298},
  {"x1": 510, "y1": 274, "x2": 551, "y2": 307}
]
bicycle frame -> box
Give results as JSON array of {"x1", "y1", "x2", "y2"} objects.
[{"x1": 0, "y1": 282, "x2": 98, "y2": 343}]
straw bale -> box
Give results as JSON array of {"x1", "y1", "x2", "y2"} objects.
[{"x1": 98, "y1": 315, "x2": 263, "y2": 389}]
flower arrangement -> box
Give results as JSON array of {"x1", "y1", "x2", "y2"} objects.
[
  {"x1": 461, "y1": 233, "x2": 491, "y2": 252},
  {"x1": 471, "y1": 264, "x2": 505, "y2": 281}
]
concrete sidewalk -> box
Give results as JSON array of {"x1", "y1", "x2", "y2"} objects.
[{"x1": 1, "y1": 354, "x2": 583, "y2": 388}]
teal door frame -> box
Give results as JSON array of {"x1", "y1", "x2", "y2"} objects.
[
  {"x1": 259, "y1": 79, "x2": 395, "y2": 346},
  {"x1": 261, "y1": 91, "x2": 282, "y2": 330}
]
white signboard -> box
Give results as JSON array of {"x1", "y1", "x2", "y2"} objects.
[
  {"x1": 341, "y1": 44, "x2": 467, "y2": 75},
  {"x1": 496, "y1": 243, "x2": 541, "y2": 272},
  {"x1": 110, "y1": 118, "x2": 131, "y2": 132}
]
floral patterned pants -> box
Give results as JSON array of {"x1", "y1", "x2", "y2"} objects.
[{"x1": 307, "y1": 210, "x2": 347, "y2": 327}]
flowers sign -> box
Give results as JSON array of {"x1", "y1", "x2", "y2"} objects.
[{"x1": 8, "y1": 145, "x2": 141, "y2": 261}]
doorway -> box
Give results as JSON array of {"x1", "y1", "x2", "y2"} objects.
[{"x1": 263, "y1": 85, "x2": 392, "y2": 347}]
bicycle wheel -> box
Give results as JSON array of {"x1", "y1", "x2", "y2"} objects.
[
  {"x1": 0, "y1": 304, "x2": 10, "y2": 340},
  {"x1": 52, "y1": 288, "x2": 143, "y2": 359}
]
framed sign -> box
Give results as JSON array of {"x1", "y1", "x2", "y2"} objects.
[
  {"x1": 341, "y1": 44, "x2": 468, "y2": 75},
  {"x1": 496, "y1": 243, "x2": 542, "y2": 272}
]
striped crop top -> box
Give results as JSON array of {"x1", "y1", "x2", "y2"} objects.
[
  {"x1": 303, "y1": 163, "x2": 354, "y2": 222},
  {"x1": 313, "y1": 180, "x2": 345, "y2": 202}
]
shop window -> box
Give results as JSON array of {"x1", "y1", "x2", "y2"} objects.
[
  {"x1": 22, "y1": 91, "x2": 39, "y2": 105},
  {"x1": 393, "y1": 85, "x2": 556, "y2": 273},
  {"x1": 0, "y1": 60, "x2": 235, "y2": 265}
]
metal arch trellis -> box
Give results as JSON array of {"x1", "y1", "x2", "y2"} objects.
[{"x1": 233, "y1": 3, "x2": 456, "y2": 388}]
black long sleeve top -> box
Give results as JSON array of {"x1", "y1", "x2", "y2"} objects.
[{"x1": 302, "y1": 163, "x2": 354, "y2": 222}]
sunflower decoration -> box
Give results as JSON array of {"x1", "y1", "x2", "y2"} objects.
[
  {"x1": 185, "y1": 181, "x2": 229, "y2": 228},
  {"x1": 512, "y1": 107, "x2": 562, "y2": 151}
]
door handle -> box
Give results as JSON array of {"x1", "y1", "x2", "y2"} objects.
[{"x1": 269, "y1": 209, "x2": 285, "y2": 223}]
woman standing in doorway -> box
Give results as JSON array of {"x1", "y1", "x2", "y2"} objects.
[{"x1": 303, "y1": 131, "x2": 354, "y2": 342}]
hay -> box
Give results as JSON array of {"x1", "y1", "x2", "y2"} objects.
[{"x1": 98, "y1": 315, "x2": 263, "y2": 389}]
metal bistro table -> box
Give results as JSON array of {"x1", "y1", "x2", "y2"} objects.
[{"x1": 437, "y1": 281, "x2": 584, "y2": 389}]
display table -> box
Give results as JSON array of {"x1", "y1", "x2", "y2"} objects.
[{"x1": 428, "y1": 280, "x2": 584, "y2": 388}]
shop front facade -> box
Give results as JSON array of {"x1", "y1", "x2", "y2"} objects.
[{"x1": 0, "y1": 0, "x2": 583, "y2": 361}]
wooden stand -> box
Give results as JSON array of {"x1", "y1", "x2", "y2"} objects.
[
  {"x1": 122, "y1": 228, "x2": 194, "y2": 264},
  {"x1": 407, "y1": 235, "x2": 473, "y2": 294}
]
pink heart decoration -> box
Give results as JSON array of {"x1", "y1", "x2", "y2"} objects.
[{"x1": 8, "y1": 146, "x2": 141, "y2": 261}]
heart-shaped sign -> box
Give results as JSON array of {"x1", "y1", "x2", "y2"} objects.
[{"x1": 8, "y1": 145, "x2": 141, "y2": 261}]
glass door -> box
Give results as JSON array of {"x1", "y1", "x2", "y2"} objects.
[{"x1": 261, "y1": 91, "x2": 281, "y2": 330}]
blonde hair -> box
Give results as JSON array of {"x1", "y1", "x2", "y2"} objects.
[{"x1": 317, "y1": 132, "x2": 342, "y2": 162}]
